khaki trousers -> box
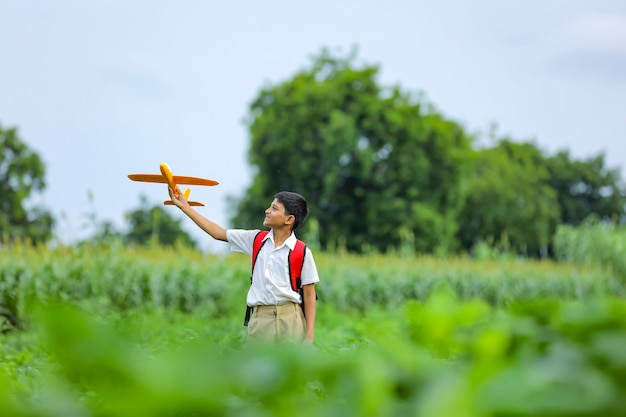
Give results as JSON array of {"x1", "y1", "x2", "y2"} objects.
[{"x1": 247, "y1": 302, "x2": 306, "y2": 344}]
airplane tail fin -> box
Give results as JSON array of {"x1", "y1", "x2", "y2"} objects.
[
  {"x1": 164, "y1": 187, "x2": 204, "y2": 206},
  {"x1": 164, "y1": 200, "x2": 204, "y2": 207}
]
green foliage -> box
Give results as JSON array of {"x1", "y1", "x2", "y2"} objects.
[
  {"x1": 0, "y1": 226, "x2": 623, "y2": 416},
  {"x1": 456, "y1": 139, "x2": 626, "y2": 258},
  {"x1": 2, "y1": 289, "x2": 626, "y2": 416},
  {"x1": 0, "y1": 122, "x2": 54, "y2": 244},
  {"x1": 1, "y1": 242, "x2": 626, "y2": 415},
  {"x1": 124, "y1": 195, "x2": 197, "y2": 248},
  {"x1": 554, "y1": 218, "x2": 626, "y2": 280},
  {"x1": 458, "y1": 139, "x2": 560, "y2": 256},
  {"x1": 234, "y1": 48, "x2": 473, "y2": 254},
  {"x1": 546, "y1": 151, "x2": 626, "y2": 226}
]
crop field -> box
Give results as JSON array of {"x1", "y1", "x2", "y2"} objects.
[{"x1": 1, "y1": 230, "x2": 625, "y2": 417}]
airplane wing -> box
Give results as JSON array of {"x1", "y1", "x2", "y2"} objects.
[
  {"x1": 128, "y1": 163, "x2": 218, "y2": 207},
  {"x1": 127, "y1": 174, "x2": 166, "y2": 183},
  {"x1": 127, "y1": 174, "x2": 219, "y2": 186},
  {"x1": 171, "y1": 176, "x2": 219, "y2": 186}
]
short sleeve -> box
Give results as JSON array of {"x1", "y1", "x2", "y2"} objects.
[
  {"x1": 300, "y1": 247, "x2": 320, "y2": 286},
  {"x1": 226, "y1": 229, "x2": 260, "y2": 255}
]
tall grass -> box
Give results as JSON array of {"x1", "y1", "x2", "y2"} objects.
[
  {"x1": 319, "y1": 253, "x2": 623, "y2": 311},
  {"x1": 554, "y1": 219, "x2": 626, "y2": 280},
  {"x1": 0, "y1": 242, "x2": 622, "y2": 327},
  {"x1": 0, "y1": 243, "x2": 246, "y2": 324}
]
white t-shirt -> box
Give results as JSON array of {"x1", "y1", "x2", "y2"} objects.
[{"x1": 226, "y1": 229, "x2": 320, "y2": 306}]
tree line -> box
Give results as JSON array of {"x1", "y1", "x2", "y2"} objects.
[
  {"x1": 231, "y1": 49, "x2": 626, "y2": 257},
  {"x1": 2, "y1": 49, "x2": 625, "y2": 256}
]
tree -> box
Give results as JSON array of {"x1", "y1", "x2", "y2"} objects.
[
  {"x1": 0, "y1": 122, "x2": 54, "y2": 244},
  {"x1": 545, "y1": 151, "x2": 626, "y2": 225},
  {"x1": 232, "y1": 49, "x2": 473, "y2": 253},
  {"x1": 457, "y1": 140, "x2": 560, "y2": 256},
  {"x1": 124, "y1": 196, "x2": 197, "y2": 248}
]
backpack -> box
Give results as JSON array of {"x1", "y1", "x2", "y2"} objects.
[{"x1": 243, "y1": 230, "x2": 307, "y2": 326}]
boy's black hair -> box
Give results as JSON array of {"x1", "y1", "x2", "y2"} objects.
[{"x1": 275, "y1": 191, "x2": 309, "y2": 231}]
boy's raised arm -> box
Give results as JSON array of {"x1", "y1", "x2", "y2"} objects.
[{"x1": 168, "y1": 187, "x2": 227, "y2": 242}]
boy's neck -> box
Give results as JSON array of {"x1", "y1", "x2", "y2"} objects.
[{"x1": 271, "y1": 227, "x2": 292, "y2": 248}]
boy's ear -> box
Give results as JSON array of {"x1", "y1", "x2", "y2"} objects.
[{"x1": 285, "y1": 214, "x2": 295, "y2": 226}]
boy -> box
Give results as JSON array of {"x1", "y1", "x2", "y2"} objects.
[{"x1": 167, "y1": 187, "x2": 319, "y2": 344}]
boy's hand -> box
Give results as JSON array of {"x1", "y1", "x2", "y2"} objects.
[
  {"x1": 166, "y1": 186, "x2": 227, "y2": 241},
  {"x1": 168, "y1": 186, "x2": 189, "y2": 210},
  {"x1": 302, "y1": 338, "x2": 316, "y2": 351}
]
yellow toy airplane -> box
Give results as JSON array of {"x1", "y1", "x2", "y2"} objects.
[{"x1": 128, "y1": 163, "x2": 219, "y2": 207}]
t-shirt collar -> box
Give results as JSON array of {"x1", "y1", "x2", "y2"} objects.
[{"x1": 265, "y1": 229, "x2": 297, "y2": 250}]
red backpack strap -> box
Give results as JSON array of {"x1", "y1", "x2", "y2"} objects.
[
  {"x1": 245, "y1": 230, "x2": 269, "y2": 326},
  {"x1": 251, "y1": 230, "x2": 269, "y2": 282},
  {"x1": 288, "y1": 239, "x2": 307, "y2": 292}
]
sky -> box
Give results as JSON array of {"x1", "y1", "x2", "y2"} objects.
[{"x1": 1, "y1": 0, "x2": 625, "y2": 252}]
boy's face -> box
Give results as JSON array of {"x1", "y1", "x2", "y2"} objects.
[{"x1": 263, "y1": 198, "x2": 294, "y2": 230}]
